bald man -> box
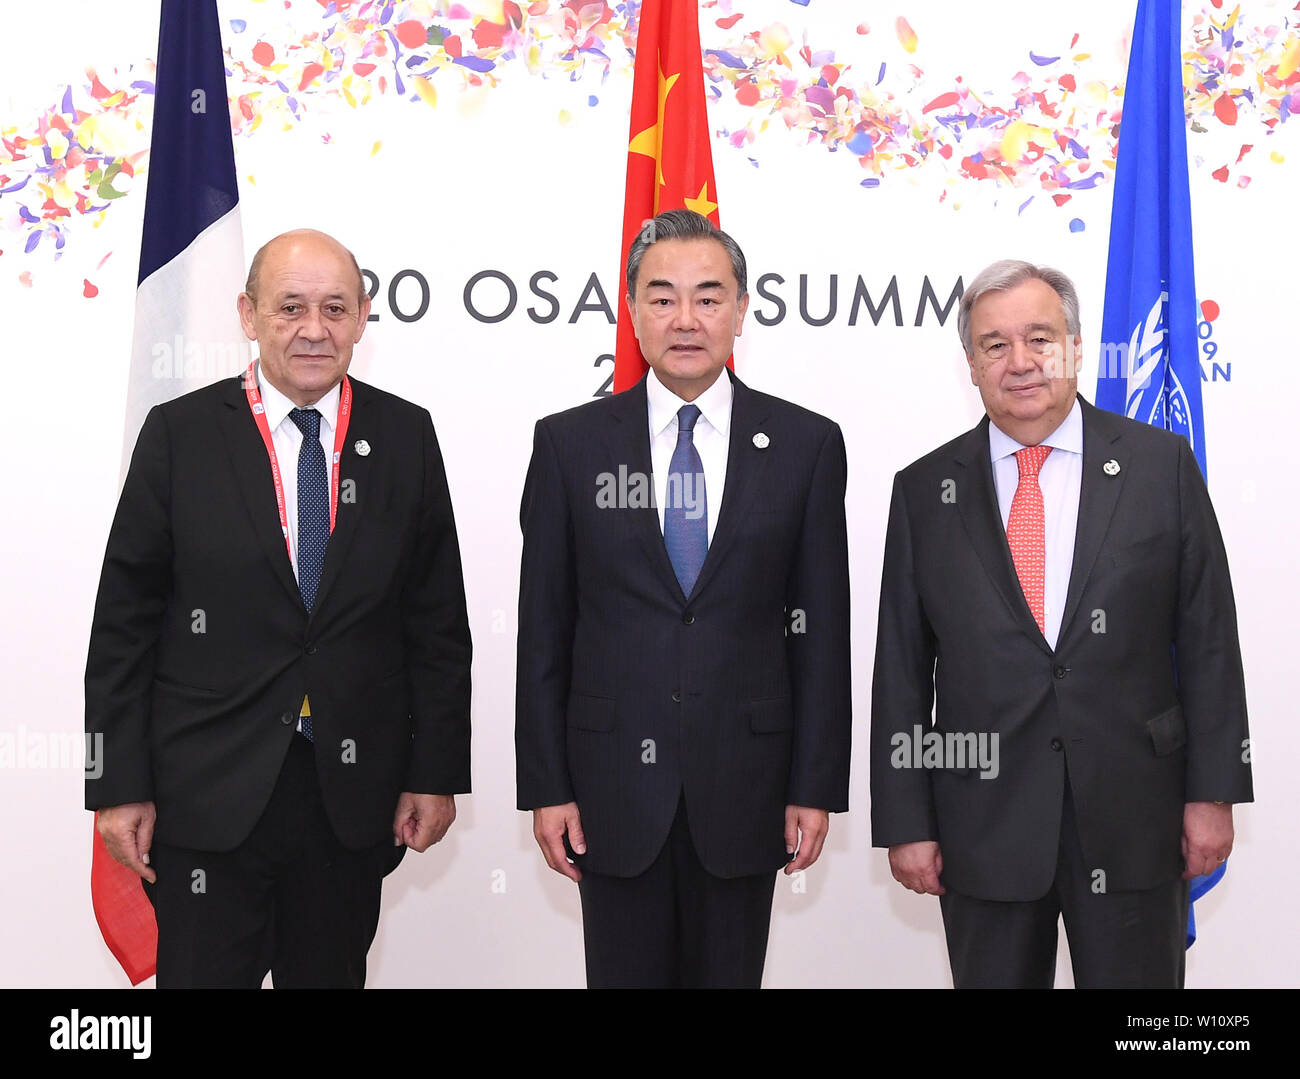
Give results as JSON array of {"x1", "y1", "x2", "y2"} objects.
[{"x1": 86, "y1": 230, "x2": 472, "y2": 987}]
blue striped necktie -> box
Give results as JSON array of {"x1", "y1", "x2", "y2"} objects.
[{"x1": 664, "y1": 404, "x2": 708, "y2": 597}]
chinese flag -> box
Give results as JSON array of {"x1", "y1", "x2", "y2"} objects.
[{"x1": 613, "y1": 0, "x2": 722, "y2": 392}]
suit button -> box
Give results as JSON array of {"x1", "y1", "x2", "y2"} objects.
[
  {"x1": 1053, "y1": 665, "x2": 1069, "y2": 679},
  {"x1": 305, "y1": 643, "x2": 318, "y2": 655},
  {"x1": 280, "y1": 711, "x2": 297, "y2": 726},
  {"x1": 1050, "y1": 737, "x2": 1063, "y2": 752},
  {"x1": 682, "y1": 613, "x2": 695, "y2": 625},
  {"x1": 671, "y1": 690, "x2": 682, "y2": 703}
]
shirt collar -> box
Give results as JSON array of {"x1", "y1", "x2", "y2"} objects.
[
  {"x1": 256, "y1": 364, "x2": 342, "y2": 436},
  {"x1": 646, "y1": 367, "x2": 733, "y2": 438},
  {"x1": 988, "y1": 397, "x2": 1082, "y2": 462}
]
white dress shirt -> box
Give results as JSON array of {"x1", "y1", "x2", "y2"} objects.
[
  {"x1": 646, "y1": 367, "x2": 731, "y2": 546},
  {"x1": 988, "y1": 398, "x2": 1083, "y2": 651},
  {"x1": 256, "y1": 366, "x2": 340, "y2": 579}
]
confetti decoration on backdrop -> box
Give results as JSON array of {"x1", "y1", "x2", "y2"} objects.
[{"x1": 2, "y1": 0, "x2": 1296, "y2": 269}]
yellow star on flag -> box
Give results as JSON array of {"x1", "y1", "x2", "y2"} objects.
[
  {"x1": 682, "y1": 183, "x2": 718, "y2": 218},
  {"x1": 628, "y1": 61, "x2": 680, "y2": 192}
]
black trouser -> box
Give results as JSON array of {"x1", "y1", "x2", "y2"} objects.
[
  {"x1": 144, "y1": 735, "x2": 394, "y2": 988},
  {"x1": 577, "y1": 795, "x2": 777, "y2": 989},
  {"x1": 939, "y1": 779, "x2": 1189, "y2": 989}
]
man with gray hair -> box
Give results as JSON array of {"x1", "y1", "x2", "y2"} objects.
[
  {"x1": 870, "y1": 259, "x2": 1252, "y2": 987},
  {"x1": 516, "y1": 209, "x2": 852, "y2": 987}
]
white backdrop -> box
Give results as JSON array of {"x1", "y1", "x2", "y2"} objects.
[{"x1": 1, "y1": 0, "x2": 1296, "y2": 988}]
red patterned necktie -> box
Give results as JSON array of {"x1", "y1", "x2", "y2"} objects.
[{"x1": 1006, "y1": 445, "x2": 1053, "y2": 634}]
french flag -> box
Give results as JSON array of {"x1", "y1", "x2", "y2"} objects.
[
  {"x1": 92, "y1": 0, "x2": 246, "y2": 985},
  {"x1": 118, "y1": 0, "x2": 248, "y2": 470}
]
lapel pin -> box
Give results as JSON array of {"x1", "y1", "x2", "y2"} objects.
[
  {"x1": 752, "y1": 432, "x2": 770, "y2": 450},
  {"x1": 1103, "y1": 458, "x2": 1120, "y2": 476},
  {"x1": 354, "y1": 439, "x2": 371, "y2": 457}
]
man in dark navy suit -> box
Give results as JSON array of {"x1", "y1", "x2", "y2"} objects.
[{"x1": 516, "y1": 210, "x2": 852, "y2": 988}]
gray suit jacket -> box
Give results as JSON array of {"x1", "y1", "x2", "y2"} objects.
[{"x1": 870, "y1": 395, "x2": 1252, "y2": 900}]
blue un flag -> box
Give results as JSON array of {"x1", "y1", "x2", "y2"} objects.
[
  {"x1": 1096, "y1": 0, "x2": 1207, "y2": 477},
  {"x1": 1096, "y1": 0, "x2": 1217, "y2": 947}
]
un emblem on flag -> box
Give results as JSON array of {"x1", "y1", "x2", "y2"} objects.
[{"x1": 1124, "y1": 291, "x2": 1196, "y2": 452}]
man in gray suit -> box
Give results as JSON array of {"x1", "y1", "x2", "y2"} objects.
[{"x1": 870, "y1": 259, "x2": 1252, "y2": 988}]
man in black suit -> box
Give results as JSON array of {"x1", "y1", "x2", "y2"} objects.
[
  {"x1": 870, "y1": 259, "x2": 1252, "y2": 988},
  {"x1": 515, "y1": 209, "x2": 852, "y2": 988},
  {"x1": 86, "y1": 229, "x2": 472, "y2": 988}
]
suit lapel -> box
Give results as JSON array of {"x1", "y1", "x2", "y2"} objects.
[
  {"x1": 689, "y1": 372, "x2": 771, "y2": 601},
  {"x1": 311, "y1": 378, "x2": 373, "y2": 621},
  {"x1": 1058, "y1": 397, "x2": 1127, "y2": 635},
  {"x1": 606, "y1": 379, "x2": 686, "y2": 603},
  {"x1": 952, "y1": 418, "x2": 1053, "y2": 654},
  {"x1": 217, "y1": 376, "x2": 302, "y2": 608}
]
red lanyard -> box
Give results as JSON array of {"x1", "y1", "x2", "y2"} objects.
[{"x1": 243, "y1": 362, "x2": 353, "y2": 557}]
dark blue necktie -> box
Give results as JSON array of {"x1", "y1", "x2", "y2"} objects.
[
  {"x1": 289, "y1": 407, "x2": 327, "y2": 742},
  {"x1": 289, "y1": 407, "x2": 328, "y2": 613},
  {"x1": 664, "y1": 404, "x2": 708, "y2": 597}
]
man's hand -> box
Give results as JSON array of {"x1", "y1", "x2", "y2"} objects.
[
  {"x1": 532, "y1": 803, "x2": 585, "y2": 882},
  {"x1": 888, "y1": 840, "x2": 945, "y2": 895},
  {"x1": 1182, "y1": 801, "x2": 1233, "y2": 879},
  {"x1": 97, "y1": 802, "x2": 158, "y2": 884},
  {"x1": 392, "y1": 793, "x2": 456, "y2": 852},
  {"x1": 784, "y1": 806, "x2": 830, "y2": 874}
]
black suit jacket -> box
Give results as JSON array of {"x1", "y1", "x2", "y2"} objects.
[
  {"x1": 86, "y1": 373, "x2": 472, "y2": 853},
  {"x1": 870, "y1": 396, "x2": 1252, "y2": 900},
  {"x1": 515, "y1": 371, "x2": 852, "y2": 879}
]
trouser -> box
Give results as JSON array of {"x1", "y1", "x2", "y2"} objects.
[
  {"x1": 144, "y1": 734, "x2": 395, "y2": 988},
  {"x1": 577, "y1": 795, "x2": 777, "y2": 988},
  {"x1": 940, "y1": 779, "x2": 1189, "y2": 989}
]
